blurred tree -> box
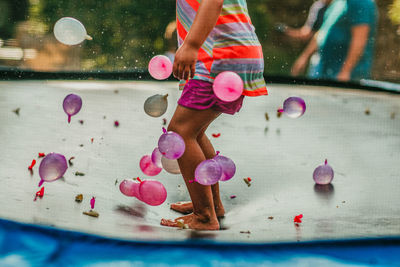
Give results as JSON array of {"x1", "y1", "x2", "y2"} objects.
[
  {"x1": 38, "y1": 0, "x2": 175, "y2": 70},
  {"x1": 0, "y1": 0, "x2": 29, "y2": 38}
]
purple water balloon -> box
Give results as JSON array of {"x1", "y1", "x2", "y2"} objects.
[
  {"x1": 278, "y1": 97, "x2": 306, "y2": 118},
  {"x1": 161, "y1": 156, "x2": 181, "y2": 174},
  {"x1": 214, "y1": 152, "x2": 236, "y2": 182},
  {"x1": 195, "y1": 159, "x2": 222, "y2": 186},
  {"x1": 140, "y1": 155, "x2": 162, "y2": 176},
  {"x1": 119, "y1": 179, "x2": 142, "y2": 200},
  {"x1": 151, "y1": 147, "x2": 162, "y2": 168},
  {"x1": 313, "y1": 159, "x2": 334, "y2": 185},
  {"x1": 63, "y1": 94, "x2": 82, "y2": 123},
  {"x1": 148, "y1": 55, "x2": 173, "y2": 80},
  {"x1": 38, "y1": 153, "x2": 68, "y2": 183},
  {"x1": 158, "y1": 127, "x2": 185, "y2": 160},
  {"x1": 139, "y1": 180, "x2": 167, "y2": 206}
]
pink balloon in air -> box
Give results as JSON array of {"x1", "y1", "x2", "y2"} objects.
[
  {"x1": 38, "y1": 153, "x2": 68, "y2": 185},
  {"x1": 213, "y1": 151, "x2": 236, "y2": 182},
  {"x1": 213, "y1": 71, "x2": 244, "y2": 102},
  {"x1": 119, "y1": 179, "x2": 142, "y2": 200},
  {"x1": 313, "y1": 159, "x2": 334, "y2": 185},
  {"x1": 158, "y1": 127, "x2": 185, "y2": 160},
  {"x1": 139, "y1": 180, "x2": 167, "y2": 206},
  {"x1": 148, "y1": 55, "x2": 173, "y2": 80},
  {"x1": 195, "y1": 159, "x2": 222, "y2": 186},
  {"x1": 140, "y1": 155, "x2": 162, "y2": 176},
  {"x1": 151, "y1": 147, "x2": 163, "y2": 168},
  {"x1": 63, "y1": 94, "x2": 82, "y2": 123},
  {"x1": 278, "y1": 97, "x2": 306, "y2": 118}
]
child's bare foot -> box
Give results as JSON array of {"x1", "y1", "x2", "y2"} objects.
[
  {"x1": 170, "y1": 201, "x2": 225, "y2": 218},
  {"x1": 161, "y1": 213, "x2": 220, "y2": 230}
]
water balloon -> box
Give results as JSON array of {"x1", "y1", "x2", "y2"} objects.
[
  {"x1": 148, "y1": 55, "x2": 173, "y2": 80},
  {"x1": 151, "y1": 147, "x2": 162, "y2": 168},
  {"x1": 54, "y1": 17, "x2": 92, "y2": 46},
  {"x1": 144, "y1": 94, "x2": 168, "y2": 117},
  {"x1": 194, "y1": 159, "x2": 222, "y2": 186},
  {"x1": 214, "y1": 152, "x2": 236, "y2": 182},
  {"x1": 139, "y1": 180, "x2": 167, "y2": 206},
  {"x1": 161, "y1": 156, "x2": 181, "y2": 174},
  {"x1": 213, "y1": 71, "x2": 243, "y2": 102},
  {"x1": 38, "y1": 153, "x2": 68, "y2": 184},
  {"x1": 313, "y1": 159, "x2": 334, "y2": 185},
  {"x1": 119, "y1": 179, "x2": 142, "y2": 200},
  {"x1": 158, "y1": 127, "x2": 185, "y2": 159},
  {"x1": 140, "y1": 155, "x2": 162, "y2": 176},
  {"x1": 63, "y1": 94, "x2": 82, "y2": 123},
  {"x1": 278, "y1": 97, "x2": 306, "y2": 118}
]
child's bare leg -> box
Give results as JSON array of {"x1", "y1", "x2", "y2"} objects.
[
  {"x1": 160, "y1": 105, "x2": 220, "y2": 230},
  {"x1": 171, "y1": 133, "x2": 225, "y2": 217}
]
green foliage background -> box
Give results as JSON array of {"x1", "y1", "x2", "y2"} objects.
[{"x1": 26, "y1": 0, "x2": 400, "y2": 80}]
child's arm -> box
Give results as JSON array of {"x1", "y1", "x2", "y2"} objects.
[{"x1": 173, "y1": 0, "x2": 224, "y2": 80}]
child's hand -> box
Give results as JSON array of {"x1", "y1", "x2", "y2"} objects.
[{"x1": 173, "y1": 43, "x2": 198, "y2": 80}]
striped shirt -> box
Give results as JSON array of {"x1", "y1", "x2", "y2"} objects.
[{"x1": 176, "y1": 0, "x2": 268, "y2": 96}]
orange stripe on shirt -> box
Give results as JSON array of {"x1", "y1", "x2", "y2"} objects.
[
  {"x1": 243, "y1": 87, "x2": 268, "y2": 96},
  {"x1": 216, "y1": 13, "x2": 250, "y2": 25},
  {"x1": 213, "y1": 45, "x2": 263, "y2": 60},
  {"x1": 176, "y1": 19, "x2": 188, "y2": 41}
]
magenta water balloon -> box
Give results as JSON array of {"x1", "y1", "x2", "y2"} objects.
[
  {"x1": 63, "y1": 94, "x2": 82, "y2": 123},
  {"x1": 195, "y1": 159, "x2": 222, "y2": 186},
  {"x1": 158, "y1": 128, "x2": 185, "y2": 159},
  {"x1": 119, "y1": 179, "x2": 142, "y2": 200},
  {"x1": 280, "y1": 97, "x2": 306, "y2": 118},
  {"x1": 313, "y1": 159, "x2": 334, "y2": 185},
  {"x1": 151, "y1": 147, "x2": 162, "y2": 168},
  {"x1": 148, "y1": 55, "x2": 173, "y2": 80},
  {"x1": 213, "y1": 71, "x2": 244, "y2": 102},
  {"x1": 214, "y1": 153, "x2": 236, "y2": 182},
  {"x1": 38, "y1": 153, "x2": 68, "y2": 182},
  {"x1": 144, "y1": 94, "x2": 168, "y2": 117},
  {"x1": 161, "y1": 156, "x2": 181, "y2": 174},
  {"x1": 139, "y1": 180, "x2": 167, "y2": 206},
  {"x1": 140, "y1": 155, "x2": 162, "y2": 176}
]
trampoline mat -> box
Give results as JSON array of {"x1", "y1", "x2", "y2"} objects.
[{"x1": 0, "y1": 80, "x2": 399, "y2": 243}]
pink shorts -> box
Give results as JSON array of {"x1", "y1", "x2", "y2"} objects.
[{"x1": 177, "y1": 79, "x2": 245, "y2": 115}]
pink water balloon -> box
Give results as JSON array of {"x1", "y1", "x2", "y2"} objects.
[
  {"x1": 278, "y1": 97, "x2": 306, "y2": 118},
  {"x1": 313, "y1": 159, "x2": 334, "y2": 185},
  {"x1": 38, "y1": 153, "x2": 68, "y2": 184},
  {"x1": 140, "y1": 155, "x2": 162, "y2": 176},
  {"x1": 195, "y1": 159, "x2": 222, "y2": 186},
  {"x1": 161, "y1": 156, "x2": 181, "y2": 174},
  {"x1": 139, "y1": 180, "x2": 167, "y2": 206},
  {"x1": 214, "y1": 152, "x2": 236, "y2": 182},
  {"x1": 119, "y1": 179, "x2": 142, "y2": 200},
  {"x1": 151, "y1": 147, "x2": 162, "y2": 168},
  {"x1": 158, "y1": 127, "x2": 185, "y2": 159},
  {"x1": 213, "y1": 71, "x2": 244, "y2": 102},
  {"x1": 148, "y1": 55, "x2": 173, "y2": 80},
  {"x1": 63, "y1": 94, "x2": 82, "y2": 123}
]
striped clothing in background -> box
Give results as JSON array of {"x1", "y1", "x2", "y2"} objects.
[{"x1": 176, "y1": 0, "x2": 268, "y2": 96}]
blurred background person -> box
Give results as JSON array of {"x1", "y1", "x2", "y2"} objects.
[
  {"x1": 276, "y1": 0, "x2": 332, "y2": 78},
  {"x1": 292, "y1": 0, "x2": 378, "y2": 82}
]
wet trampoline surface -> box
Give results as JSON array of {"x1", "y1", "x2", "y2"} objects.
[{"x1": 0, "y1": 80, "x2": 399, "y2": 243}]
